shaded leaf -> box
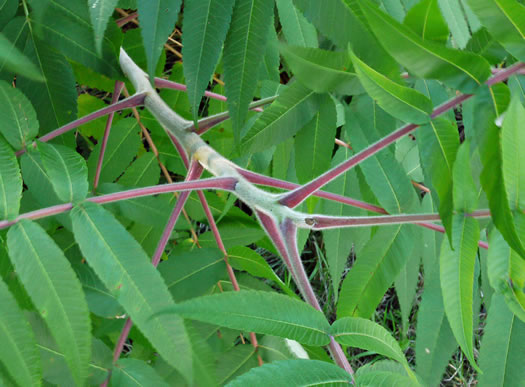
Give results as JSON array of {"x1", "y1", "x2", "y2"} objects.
[
  {"x1": 349, "y1": 50, "x2": 432, "y2": 124},
  {"x1": 439, "y1": 215, "x2": 480, "y2": 371},
  {"x1": 0, "y1": 136, "x2": 22, "y2": 220},
  {"x1": 217, "y1": 345, "x2": 257, "y2": 385},
  {"x1": 70, "y1": 202, "x2": 193, "y2": 383},
  {"x1": 88, "y1": 0, "x2": 119, "y2": 55},
  {"x1": 118, "y1": 152, "x2": 160, "y2": 188},
  {"x1": 0, "y1": 32, "x2": 43, "y2": 82},
  {"x1": 437, "y1": 0, "x2": 471, "y2": 48},
  {"x1": 137, "y1": 0, "x2": 181, "y2": 81},
  {"x1": 0, "y1": 81, "x2": 38, "y2": 149},
  {"x1": 0, "y1": 277, "x2": 41, "y2": 387},
  {"x1": 337, "y1": 225, "x2": 412, "y2": 319},
  {"x1": 160, "y1": 248, "x2": 227, "y2": 302},
  {"x1": 226, "y1": 359, "x2": 352, "y2": 386},
  {"x1": 478, "y1": 294, "x2": 525, "y2": 386},
  {"x1": 182, "y1": 0, "x2": 235, "y2": 122},
  {"x1": 280, "y1": 45, "x2": 361, "y2": 94},
  {"x1": 38, "y1": 142, "x2": 88, "y2": 203},
  {"x1": 276, "y1": 0, "x2": 317, "y2": 48},
  {"x1": 223, "y1": 0, "x2": 275, "y2": 141},
  {"x1": 162, "y1": 290, "x2": 331, "y2": 346},
  {"x1": 466, "y1": 0, "x2": 525, "y2": 62},
  {"x1": 7, "y1": 220, "x2": 91, "y2": 386},
  {"x1": 359, "y1": 0, "x2": 491, "y2": 92},
  {"x1": 111, "y1": 358, "x2": 170, "y2": 387},
  {"x1": 355, "y1": 360, "x2": 419, "y2": 387},
  {"x1": 403, "y1": 0, "x2": 449, "y2": 43}
]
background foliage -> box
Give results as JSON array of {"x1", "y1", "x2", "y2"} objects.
[{"x1": 0, "y1": 0, "x2": 525, "y2": 385}]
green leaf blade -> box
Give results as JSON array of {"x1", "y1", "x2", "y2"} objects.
[
  {"x1": 349, "y1": 51, "x2": 432, "y2": 124},
  {"x1": 439, "y1": 215, "x2": 480, "y2": 371},
  {"x1": 241, "y1": 82, "x2": 319, "y2": 154},
  {"x1": 0, "y1": 136, "x2": 22, "y2": 220},
  {"x1": 276, "y1": 0, "x2": 317, "y2": 48},
  {"x1": 0, "y1": 277, "x2": 41, "y2": 387},
  {"x1": 0, "y1": 81, "x2": 39, "y2": 150},
  {"x1": 182, "y1": 0, "x2": 235, "y2": 122},
  {"x1": 226, "y1": 359, "x2": 353, "y2": 386},
  {"x1": 359, "y1": 0, "x2": 491, "y2": 93},
  {"x1": 166, "y1": 290, "x2": 331, "y2": 346},
  {"x1": 7, "y1": 220, "x2": 91, "y2": 386},
  {"x1": 38, "y1": 143, "x2": 88, "y2": 203},
  {"x1": 88, "y1": 0, "x2": 119, "y2": 55},
  {"x1": 437, "y1": 0, "x2": 471, "y2": 48},
  {"x1": 0, "y1": 32, "x2": 43, "y2": 82},
  {"x1": 70, "y1": 202, "x2": 193, "y2": 383},
  {"x1": 223, "y1": 0, "x2": 275, "y2": 141},
  {"x1": 138, "y1": 0, "x2": 182, "y2": 81}
]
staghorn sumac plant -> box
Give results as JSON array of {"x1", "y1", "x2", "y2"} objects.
[{"x1": 0, "y1": 0, "x2": 525, "y2": 386}]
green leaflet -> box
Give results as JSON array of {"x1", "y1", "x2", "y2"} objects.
[
  {"x1": 418, "y1": 117, "x2": 459, "y2": 241},
  {"x1": 331, "y1": 317, "x2": 413, "y2": 375},
  {"x1": 227, "y1": 246, "x2": 296, "y2": 297},
  {"x1": 0, "y1": 277, "x2": 41, "y2": 387},
  {"x1": 0, "y1": 0, "x2": 17, "y2": 26},
  {"x1": 70, "y1": 202, "x2": 193, "y2": 383},
  {"x1": 0, "y1": 81, "x2": 38, "y2": 149},
  {"x1": 240, "y1": 82, "x2": 319, "y2": 154},
  {"x1": 501, "y1": 97, "x2": 525, "y2": 212},
  {"x1": 294, "y1": 95, "x2": 337, "y2": 183},
  {"x1": 38, "y1": 143, "x2": 88, "y2": 203},
  {"x1": 337, "y1": 225, "x2": 412, "y2": 319},
  {"x1": 453, "y1": 141, "x2": 478, "y2": 212},
  {"x1": 404, "y1": 0, "x2": 449, "y2": 43},
  {"x1": 294, "y1": 0, "x2": 399, "y2": 77},
  {"x1": 466, "y1": 0, "x2": 525, "y2": 62},
  {"x1": 17, "y1": 38, "x2": 77, "y2": 136},
  {"x1": 223, "y1": 0, "x2": 275, "y2": 142},
  {"x1": 0, "y1": 17, "x2": 30, "y2": 82},
  {"x1": 439, "y1": 215, "x2": 480, "y2": 372},
  {"x1": 487, "y1": 229, "x2": 525, "y2": 322},
  {"x1": 359, "y1": 0, "x2": 491, "y2": 93},
  {"x1": 355, "y1": 361, "x2": 419, "y2": 387},
  {"x1": 182, "y1": 0, "x2": 235, "y2": 123},
  {"x1": 0, "y1": 136, "x2": 22, "y2": 221},
  {"x1": 0, "y1": 32, "x2": 43, "y2": 82},
  {"x1": 478, "y1": 295, "x2": 525, "y2": 386},
  {"x1": 226, "y1": 359, "x2": 352, "y2": 386},
  {"x1": 217, "y1": 344, "x2": 258, "y2": 385},
  {"x1": 322, "y1": 147, "x2": 369, "y2": 297},
  {"x1": 137, "y1": 0, "x2": 181, "y2": 81},
  {"x1": 437, "y1": 0, "x2": 471, "y2": 48},
  {"x1": 276, "y1": 0, "x2": 318, "y2": 48},
  {"x1": 112, "y1": 359, "x2": 170, "y2": 387},
  {"x1": 345, "y1": 100, "x2": 418, "y2": 214},
  {"x1": 118, "y1": 152, "x2": 161, "y2": 188},
  {"x1": 415, "y1": 195, "x2": 457, "y2": 386},
  {"x1": 280, "y1": 45, "x2": 361, "y2": 95},
  {"x1": 160, "y1": 248, "x2": 227, "y2": 302},
  {"x1": 87, "y1": 118, "x2": 141, "y2": 185},
  {"x1": 29, "y1": 0, "x2": 121, "y2": 79},
  {"x1": 7, "y1": 220, "x2": 91, "y2": 386},
  {"x1": 87, "y1": 0, "x2": 119, "y2": 55},
  {"x1": 162, "y1": 290, "x2": 331, "y2": 346},
  {"x1": 349, "y1": 50, "x2": 432, "y2": 124},
  {"x1": 394, "y1": 243, "x2": 421, "y2": 336}
]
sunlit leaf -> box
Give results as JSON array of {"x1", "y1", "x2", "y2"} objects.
[
  {"x1": 403, "y1": 0, "x2": 449, "y2": 43},
  {"x1": 276, "y1": 0, "x2": 317, "y2": 48},
  {"x1": 88, "y1": 0, "x2": 119, "y2": 55},
  {"x1": 437, "y1": 0, "x2": 471, "y2": 48},
  {"x1": 0, "y1": 32, "x2": 43, "y2": 82}
]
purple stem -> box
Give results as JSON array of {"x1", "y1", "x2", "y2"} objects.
[
  {"x1": 279, "y1": 62, "x2": 525, "y2": 209},
  {"x1": 151, "y1": 162, "x2": 203, "y2": 267},
  {"x1": 237, "y1": 168, "x2": 489, "y2": 249},
  {"x1": 308, "y1": 210, "x2": 491, "y2": 229},
  {"x1": 94, "y1": 81, "x2": 125, "y2": 192},
  {"x1": 16, "y1": 92, "x2": 146, "y2": 157},
  {"x1": 0, "y1": 177, "x2": 237, "y2": 230}
]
